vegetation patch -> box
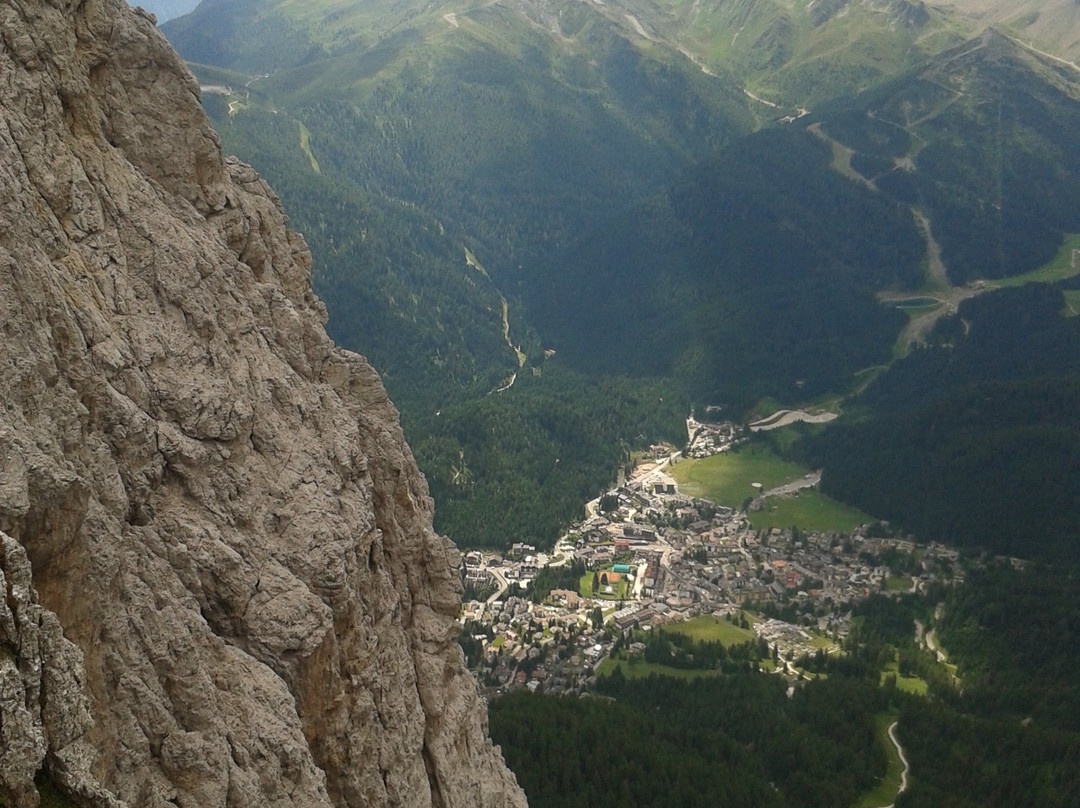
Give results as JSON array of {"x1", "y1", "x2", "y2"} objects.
[
  {"x1": 297, "y1": 121, "x2": 320, "y2": 174},
  {"x1": 671, "y1": 445, "x2": 809, "y2": 508},
  {"x1": 580, "y1": 571, "x2": 631, "y2": 600},
  {"x1": 880, "y1": 662, "x2": 928, "y2": 696},
  {"x1": 748, "y1": 489, "x2": 870, "y2": 532},
  {"x1": 885, "y1": 575, "x2": 912, "y2": 592},
  {"x1": 1062, "y1": 289, "x2": 1080, "y2": 318},
  {"x1": 667, "y1": 614, "x2": 755, "y2": 646},
  {"x1": 988, "y1": 233, "x2": 1080, "y2": 288}
]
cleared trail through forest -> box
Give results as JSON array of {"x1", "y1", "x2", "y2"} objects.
[{"x1": 882, "y1": 721, "x2": 911, "y2": 808}]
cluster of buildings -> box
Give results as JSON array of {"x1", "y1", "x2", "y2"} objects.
[
  {"x1": 459, "y1": 421, "x2": 964, "y2": 694},
  {"x1": 684, "y1": 415, "x2": 743, "y2": 458}
]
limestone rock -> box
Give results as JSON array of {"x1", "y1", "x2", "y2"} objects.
[{"x1": 0, "y1": 1, "x2": 527, "y2": 806}]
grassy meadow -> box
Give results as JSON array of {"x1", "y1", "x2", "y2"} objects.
[
  {"x1": 671, "y1": 445, "x2": 807, "y2": 506},
  {"x1": 672, "y1": 445, "x2": 871, "y2": 532},
  {"x1": 749, "y1": 489, "x2": 870, "y2": 532},
  {"x1": 667, "y1": 614, "x2": 755, "y2": 646}
]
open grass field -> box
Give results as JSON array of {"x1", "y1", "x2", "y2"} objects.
[
  {"x1": 667, "y1": 615, "x2": 755, "y2": 646},
  {"x1": 748, "y1": 489, "x2": 870, "y2": 532},
  {"x1": 885, "y1": 575, "x2": 913, "y2": 592},
  {"x1": 989, "y1": 233, "x2": 1080, "y2": 288},
  {"x1": 595, "y1": 658, "x2": 725, "y2": 681},
  {"x1": 1063, "y1": 289, "x2": 1080, "y2": 317},
  {"x1": 880, "y1": 661, "x2": 929, "y2": 696},
  {"x1": 854, "y1": 714, "x2": 905, "y2": 808},
  {"x1": 297, "y1": 121, "x2": 320, "y2": 174},
  {"x1": 579, "y1": 573, "x2": 631, "y2": 601},
  {"x1": 670, "y1": 445, "x2": 808, "y2": 507},
  {"x1": 673, "y1": 445, "x2": 871, "y2": 531}
]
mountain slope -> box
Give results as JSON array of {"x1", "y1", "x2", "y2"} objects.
[
  {"x1": 158, "y1": 0, "x2": 1080, "y2": 552},
  {"x1": 813, "y1": 29, "x2": 1080, "y2": 283},
  {"x1": 939, "y1": 0, "x2": 1080, "y2": 61},
  {"x1": 0, "y1": 1, "x2": 524, "y2": 805}
]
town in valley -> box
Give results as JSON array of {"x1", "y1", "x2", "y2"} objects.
[{"x1": 457, "y1": 415, "x2": 977, "y2": 695}]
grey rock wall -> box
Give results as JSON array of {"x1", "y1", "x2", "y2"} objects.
[{"x1": 0, "y1": 1, "x2": 526, "y2": 806}]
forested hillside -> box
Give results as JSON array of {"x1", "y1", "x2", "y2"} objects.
[
  {"x1": 490, "y1": 674, "x2": 889, "y2": 808},
  {"x1": 489, "y1": 564, "x2": 1080, "y2": 808},
  {"x1": 814, "y1": 31, "x2": 1080, "y2": 284},
  {"x1": 528, "y1": 126, "x2": 921, "y2": 407},
  {"x1": 180, "y1": 0, "x2": 755, "y2": 546},
  {"x1": 799, "y1": 284, "x2": 1080, "y2": 563},
  {"x1": 162, "y1": 0, "x2": 1080, "y2": 553}
]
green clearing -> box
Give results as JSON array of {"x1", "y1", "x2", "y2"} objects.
[
  {"x1": 595, "y1": 658, "x2": 725, "y2": 681},
  {"x1": 759, "y1": 421, "x2": 830, "y2": 455},
  {"x1": 673, "y1": 445, "x2": 870, "y2": 531},
  {"x1": 580, "y1": 573, "x2": 631, "y2": 601},
  {"x1": 880, "y1": 661, "x2": 928, "y2": 696},
  {"x1": 885, "y1": 575, "x2": 912, "y2": 593},
  {"x1": 667, "y1": 615, "x2": 755, "y2": 646},
  {"x1": 187, "y1": 61, "x2": 253, "y2": 89},
  {"x1": 746, "y1": 396, "x2": 784, "y2": 422},
  {"x1": 579, "y1": 573, "x2": 592, "y2": 598},
  {"x1": 854, "y1": 714, "x2": 905, "y2": 808},
  {"x1": 748, "y1": 489, "x2": 871, "y2": 533},
  {"x1": 1063, "y1": 289, "x2": 1080, "y2": 317},
  {"x1": 989, "y1": 233, "x2": 1080, "y2": 288},
  {"x1": 297, "y1": 121, "x2": 320, "y2": 174},
  {"x1": 670, "y1": 445, "x2": 808, "y2": 507}
]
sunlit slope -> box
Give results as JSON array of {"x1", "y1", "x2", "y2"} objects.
[
  {"x1": 166, "y1": 0, "x2": 1070, "y2": 107},
  {"x1": 940, "y1": 0, "x2": 1080, "y2": 61}
]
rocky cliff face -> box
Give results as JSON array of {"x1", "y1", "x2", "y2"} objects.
[{"x1": 0, "y1": 1, "x2": 527, "y2": 806}]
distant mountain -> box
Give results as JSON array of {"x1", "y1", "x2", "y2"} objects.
[
  {"x1": 128, "y1": 0, "x2": 201, "y2": 23},
  {"x1": 941, "y1": 0, "x2": 1080, "y2": 61}
]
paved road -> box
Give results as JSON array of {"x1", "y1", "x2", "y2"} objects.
[{"x1": 486, "y1": 567, "x2": 510, "y2": 605}]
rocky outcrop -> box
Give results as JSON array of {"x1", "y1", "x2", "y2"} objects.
[{"x1": 0, "y1": 1, "x2": 526, "y2": 806}]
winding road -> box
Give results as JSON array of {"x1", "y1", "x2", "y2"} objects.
[{"x1": 881, "y1": 721, "x2": 911, "y2": 808}]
